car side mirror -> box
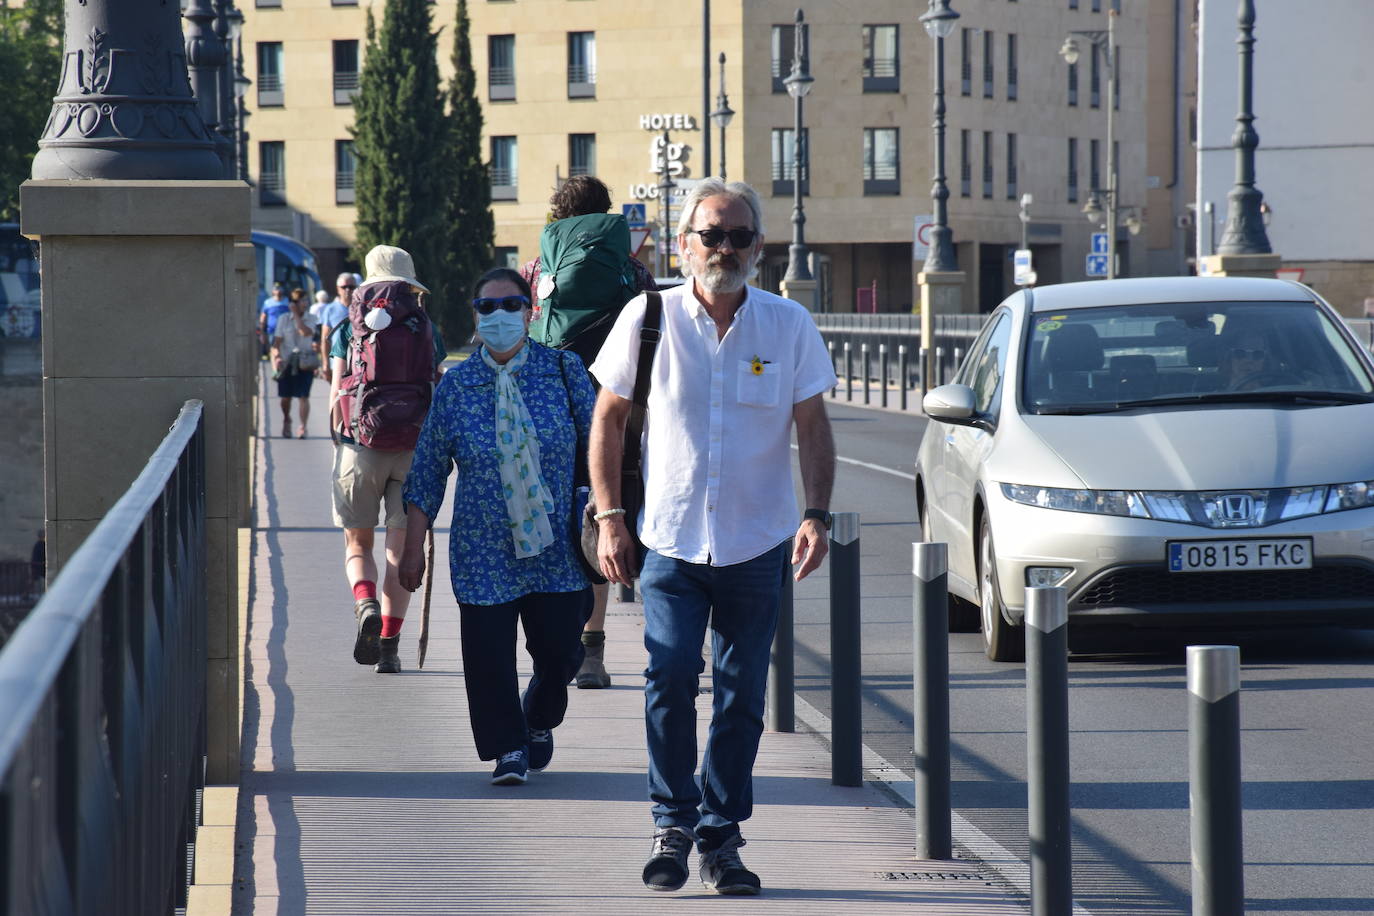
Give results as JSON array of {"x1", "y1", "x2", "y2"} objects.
[{"x1": 922, "y1": 383, "x2": 978, "y2": 424}]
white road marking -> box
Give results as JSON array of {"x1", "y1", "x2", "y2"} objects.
[
  {"x1": 793, "y1": 694, "x2": 1097, "y2": 916},
  {"x1": 791, "y1": 443, "x2": 916, "y2": 482}
]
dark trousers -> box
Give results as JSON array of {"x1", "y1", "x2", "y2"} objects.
[{"x1": 459, "y1": 588, "x2": 591, "y2": 760}]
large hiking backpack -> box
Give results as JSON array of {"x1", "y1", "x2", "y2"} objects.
[
  {"x1": 337, "y1": 279, "x2": 435, "y2": 451},
  {"x1": 528, "y1": 212, "x2": 637, "y2": 367}
]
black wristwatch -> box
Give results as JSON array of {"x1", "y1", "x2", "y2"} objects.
[{"x1": 803, "y1": 508, "x2": 833, "y2": 530}]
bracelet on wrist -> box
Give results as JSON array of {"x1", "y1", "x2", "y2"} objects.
[{"x1": 593, "y1": 507, "x2": 626, "y2": 521}]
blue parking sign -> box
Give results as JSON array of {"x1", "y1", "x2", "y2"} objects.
[
  {"x1": 622, "y1": 203, "x2": 647, "y2": 227},
  {"x1": 1086, "y1": 253, "x2": 1109, "y2": 277}
]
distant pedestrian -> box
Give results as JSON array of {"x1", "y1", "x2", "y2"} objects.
[
  {"x1": 28, "y1": 529, "x2": 45, "y2": 598},
  {"x1": 271, "y1": 291, "x2": 320, "y2": 438},
  {"x1": 399, "y1": 267, "x2": 594, "y2": 787},
  {"x1": 521, "y1": 174, "x2": 657, "y2": 690},
  {"x1": 259, "y1": 282, "x2": 290, "y2": 357},
  {"x1": 317, "y1": 272, "x2": 356, "y2": 383},
  {"x1": 589, "y1": 178, "x2": 837, "y2": 895},
  {"x1": 329, "y1": 245, "x2": 446, "y2": 674}
]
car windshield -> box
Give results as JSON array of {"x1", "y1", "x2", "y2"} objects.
[{"x1": 1023, "y1": 300, "x2": 1374, "y2": 413}]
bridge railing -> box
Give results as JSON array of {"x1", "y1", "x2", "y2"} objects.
[
  {"x1": 0, "y1": 400, "x2": 207, "y2": 916},
  {"x1": 813, "y1": 313, "x2": 989, "y2": 403}
]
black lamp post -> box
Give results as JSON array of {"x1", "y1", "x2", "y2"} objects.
[
  {"x1": 710, "y1": 52, "x2": 734, "y2": 181},
  {"x1": 919, "y1": 0, "x2": 959, "y2": 274},
  {"x1": 655, "y1": 129, "x2": 676, "y2": 278},
  {"x1": 1061, "y1": 11, "x2": 1120, "y2": 277},
  {"x1": 219, "y1": 3, "x2": 245, "y2": 179},
  {"x1": 1216, "y1": 0, "x2": 1272, "y2": 255},
  {"x1": 782, "y1": 8, "x2": 814, "y2": 285},
  {"x1": 234, "y1": 40, "x2": 252, "y2": 183}
]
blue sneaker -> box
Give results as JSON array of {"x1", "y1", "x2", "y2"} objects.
[
  {"x1": 528, "y1": 728, "x2": 554, "y2": 772},
  {"x1": 490, "y1": 748, "x2": 528, "y2": 786}
]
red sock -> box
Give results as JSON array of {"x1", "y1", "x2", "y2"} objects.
[
  {"x1": 380, "y1": 615, "x2": 403, "y2": 638},
  {"x1": 353, "y1": 580, "x2": 377, "y2": 602}
]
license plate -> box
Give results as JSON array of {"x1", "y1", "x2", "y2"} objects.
[{"x1": 1167, "y1": 539, "x2": 1313, "y2": 572}]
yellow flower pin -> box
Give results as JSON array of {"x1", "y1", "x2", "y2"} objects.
[{"x1": 750, "y1": 355, "x2": 769, "y2": 375}]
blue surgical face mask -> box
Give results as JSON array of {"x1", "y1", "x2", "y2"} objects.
[{"x1": 478, "y1": 308, "x2": 527, "y2": 354}]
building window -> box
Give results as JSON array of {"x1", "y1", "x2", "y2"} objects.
[
  {"x1": 862, "y1": 24, "x2": 899, "y2": 93},
  {"x1": 489, "y1": 34, "x2": 515, "y2": 101},
  {"x1": 959, "y1": 28, "x2": 971, "y2": 96},
  {"x1": 335, "y1": 140, "x2": 355, "y2": 205},
  {"x1": 1092, "y1": 0, "x2": 1101, "y2": 11},
  {"x1": 982, "y1": 30, "x2": 994, "y2": 98},
  {"x1": 567, "y1": 32, "x2": 596, "y2": 98},
  {"x1": 256, "y1": 0, "x2": 280, "y2": 9},
  {"x1": 491, "y1": 136, "x2": 517, "y2": 200},
  {"x1": 1067, "y1": 137, "x2": 1078, "y2": 203},
  {"x1": 1090, "y1": 45, "x2": 1101, "y2": 108},
  {"x1": 1113, "y1": 48, "x2": 1121, "y2": 110},
  {"x1": 1067, "y1": 61, "x2": 1078, "y2": 106},
  {"x1": 1090, "y1": 138, "x2": 1101, "y2": 192},
  {"x1": 331, "y1": 0, "x2": 357, "y2": 7},
  {"x1": 494, "y1": 246, "x2": 520, "y2": 271},
  {"x1": 862, "y1": 127, "x2": 899, "y2": 195},
  {"x1": 982, "y1": 131, "x2": 993, "y2": 198},
  {"x1": 332, "y1": 40, "x2": 358, "y2": 106},
  {"x1": 569, "y1": 133, "x2": 595, "y2": 177},
  {"x1": 1069, "y1": 0, "x2": 1078, "y2": 8},
  {"x1": 770, "y1": 127, "x2": 809, "y2": 196},
  {"x1": 1006, "y1": 133, "x2": 1017, "y2": 200},
  {"x1": 960, "y1": 129, "x2": 971, "y2": 197},
  {"x1": 771, "y1": 23, "x2": 809, "y2": 93},
  {"x1": 259, "y1": 141, "x2": 285, "y2": 206},
  {"x1": 257, "y1": 42, "x2": 283, "y2": 107},
  {"x1": 1007, "y1": 33, "x2": 1018, "y2": 101}
]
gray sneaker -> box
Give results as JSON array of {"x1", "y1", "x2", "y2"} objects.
[
  {"x1": 699, "y1": 834, "x2": 761, "y2": 895},
  {"x1": 642, "y1": 826, "x2": 695, "y2": 892}
]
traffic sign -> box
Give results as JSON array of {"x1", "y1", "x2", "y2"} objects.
[
  {"x1": 628, "y1": 227, "x2": 651, "y2": 257},
  {"x1": 1086, "y1": 253, "x2": 1109, "y2": 277},
  {"x1": 622, "y1": 203, "x2": 647, "y2": 227},
  {"x1": 1013, "y1": 248, "x2": 1034, "y2": 286},
  {"x1": 912, "y1": 214, "x2": 934, "y2": 261},
  {"x1": 1090, "y1": 232, "x2": 1109, "y2": 255}
]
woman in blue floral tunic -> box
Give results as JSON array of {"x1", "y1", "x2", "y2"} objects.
[{"x1": 399, "y1": 268, "x2": 596, "y2": 786}]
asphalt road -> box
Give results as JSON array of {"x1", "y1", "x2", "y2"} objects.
[{"x1": 789, "y1": 396, "x2": 1374, "y2": 916}]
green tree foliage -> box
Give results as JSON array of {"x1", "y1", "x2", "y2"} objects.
[
  {"x1": 0, "y1": 0, "x2": 62, "y2": 220},
  {"x1": 435, "y1": 0, "x2": 493, "y2": 347},
  {"x1": 351, "y1": 1, "x2": 450, "y2": 322}
]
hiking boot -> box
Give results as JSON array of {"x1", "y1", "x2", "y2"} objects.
[
  {"x1": 642, "y1": 826, "x2": 695, "y2": 892},
  {"x1": 374, "y1": 636, "x2": 401, "y2": 674},
  {"x1": 699, "y1": 834, "x2": 761, "y2": 895},
  {"x1": 353, "y1": 598, "x2": 382, "y2": 665},
  {"x1": 490, "y1": 748, "x2": 529, "y2": 786},
  {"x1": 574, "y1": 642, "x2": 612, "y2": 689},
  {"x1": 527, "y1": 728, "x2": 554, "y2": 772}
]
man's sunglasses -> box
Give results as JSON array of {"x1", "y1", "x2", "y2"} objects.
[
  {"x1": 340, "y1": 284, "x2": 357, "y2": 290},
  {"x1": 472, "y1": 294, "x2": 530, "y2": 315},
  {"x1": 1229, "y1": 347, "x2": 1266, "y2": 361},
  {"x1": 688, "y1": 227, "x2": 758, "y2": 250}
]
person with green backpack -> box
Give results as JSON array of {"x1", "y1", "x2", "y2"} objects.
[{"x1": 521, "y1": 176, "x2": 656, "y2": 689}]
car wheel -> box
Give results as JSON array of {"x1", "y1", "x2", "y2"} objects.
[
  {"x1": 979, "y1": 518, "x2": 1024, "y2": 662},
  {"x1": 921, "y1": 498, "x2": 979, "y2": 633}
]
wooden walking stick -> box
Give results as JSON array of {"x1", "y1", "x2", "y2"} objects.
[{"x1": 417, "y1": 529, "x2": 435, "y2": 669}]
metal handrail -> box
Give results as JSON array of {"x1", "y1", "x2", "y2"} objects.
[{"x1": 0, "y1": 400, "x2": 207, "y2": 914}]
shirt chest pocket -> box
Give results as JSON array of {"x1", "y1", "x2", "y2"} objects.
[{"x1": 737, "y1": 360, "x2": 781, "y2": 408}]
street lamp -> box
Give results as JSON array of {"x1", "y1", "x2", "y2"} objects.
[
  {"x1": 710, "y1": 52, "x2": 734, "y2": 181},
  {"x1": 1061, "y1": 10, "x2": 1120, "y2": 277},
  {"x1": 1215, "y1": 0, "x2": 1272, "y2": 255},
  {"x1": 782, "y1": 8, "x2": 814, "y2": 285},
  {"x1": 919, "y1": 0, "x2": 959, "y2": 274},
  {"x1": 655, "y1": 129, "x2": 676, "y2": 278},
  {"x1": 1018, "y1": 191, "x2": 1033, "y2": 251}
]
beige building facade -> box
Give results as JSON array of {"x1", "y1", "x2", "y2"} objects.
[{"x1": 245, "y1": 0, "x2": 1177, "y2": 313}]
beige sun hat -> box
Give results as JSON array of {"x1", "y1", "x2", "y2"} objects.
[{"x1": 362, "y1": 244, "x2": 430, "y2": 294}]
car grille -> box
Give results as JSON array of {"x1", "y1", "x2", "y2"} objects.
[{"x1": 1073, "y1": 563, "x2": 1374, "y2": 608}]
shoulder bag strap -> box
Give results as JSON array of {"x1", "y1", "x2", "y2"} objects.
[{"x1": 623, "y1": 291, "x2": 661, "y2": 468}]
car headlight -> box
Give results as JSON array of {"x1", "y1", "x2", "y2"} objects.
[
  {"x1": 1000, "y1": 484, "x2": 1149, "y2": 518},
  {"x1": 1325, "y1": 480, "x2": 1374, "y2": 512}
]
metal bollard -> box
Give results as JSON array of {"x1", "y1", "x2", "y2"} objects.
[
  {"x1": 828, "y1": 340, "x2": 837, "y2": 398},
  {"x1": 1188, "y1": 645, "x2": 1244, "y2": 916},
  {"x1": 898, "y1": 344, "x2": 909, "y2": 411},
  {"x1": 861, "y1": 344, "x2": 872, "y2": 405},
  {"x1": 912, "y1": 542, "x2": 952, "y2": 859},
  {"x1": 1026, "y1": 586, "x2": 1072, "y2": 916},
  {"x1": 618, "y1": 581, "x2": 635, "y2": 603},
  {"x1": 879, "y1": 343, "x2": 890, "y2": 408},
  {"x1": 953, "y1": 347, "x2": 964, "y2": 375},
  {"x1": 767, "y1": 539, "x2": 795, "y2": 733},
  {"x1": 933, "y1": 347, "x2": 944, "y2": 387},
  {"x1": 829, "y1": 512, "x2": 862, "y2": 787},
  {"x1": 844, "y1": 342, "x2": 854, "y2": 401}
]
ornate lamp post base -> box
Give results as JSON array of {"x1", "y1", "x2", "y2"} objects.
[
  {"x1": 916, "y1": 268, "x2": 965, "y2": 393},
  {"x1": 1199, "y1": 252, "x2": 1280, "y2": 278}
]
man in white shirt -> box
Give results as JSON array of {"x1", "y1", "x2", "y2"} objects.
[
  {"x1": 317, "y1": 272, "x2": 355, "y2": 382},
  {"x1": 589, "y1": 178, "x2": 836, "y2": 896}
]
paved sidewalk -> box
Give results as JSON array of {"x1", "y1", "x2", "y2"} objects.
[{"x1": 232, "y1": 376, "x2": 1026, "y2": 914}]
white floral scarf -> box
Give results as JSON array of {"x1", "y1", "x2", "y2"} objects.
[{"x1": 482, "y1": 345, "x2": 556, "y2": 559}]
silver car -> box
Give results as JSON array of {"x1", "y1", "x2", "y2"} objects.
[{"x1": 915, "y1": 276, "x2": 1374, "y2": 661}]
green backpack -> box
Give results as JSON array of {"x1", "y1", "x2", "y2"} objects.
[{"x1": 528, "y1": 213, "x2": 637, "y2": 366}]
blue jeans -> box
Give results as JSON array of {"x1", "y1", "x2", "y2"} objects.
[{"x1": 639, "y1": 542, "x2": 788, "y2": 837}]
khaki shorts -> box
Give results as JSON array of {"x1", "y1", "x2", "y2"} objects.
[{"x1": 332, "y1": 441, "x2": 414, "y2": 530}]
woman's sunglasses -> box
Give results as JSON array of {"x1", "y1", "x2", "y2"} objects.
[
  {"x1": 1229, "y1": 347, "x2": 1267, "y2": 361},
  {"x1": 688, "y1": 227, "x2": 758, "y2": 250},
  {"x1": 472, "y1": 295, "x2": 530, "y2": 315}
]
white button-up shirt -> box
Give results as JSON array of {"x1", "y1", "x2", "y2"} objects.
[{"x1": 591, "y1": 282, "x2": 837, "y2": 566}]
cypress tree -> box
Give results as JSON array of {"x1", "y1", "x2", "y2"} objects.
[
  {"x1": 351, "y1": 0, "x2": 449, "y2": 314},
  {"x1": 436, "y1": 0, "x2": 493, "y2": 347},
  {"x1": 0, "y1": 0, "x2": 62, "y2": 220}
]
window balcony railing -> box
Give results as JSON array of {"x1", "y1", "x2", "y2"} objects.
[
  {"x1": 567, "y1": 64, "x2": 596, "y2": 98},
  {"x1": 491, "y1": 167, "x2": 517, "y2": 200},
  {"x1": 489, "y1": 66, "x2": 515, "y2": 101},
  {"x1": 335, "y1": 172, "x2": 355, "y2": 205},
  {"x1": 863, "y1": 57, "x2": 899, "y2": 93},
  {"x1": 257, "y1": 73, "x2": 283, "y2": 107},
  {"x1": 260, "y1": 172, "x2": 285, "y2": 206},
  {"x1": 333, "y1": 72, "x2": 358, "y2": 105},
  {"x1": 770, "y1": 161, "x2": 809, "y2": 196}
]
